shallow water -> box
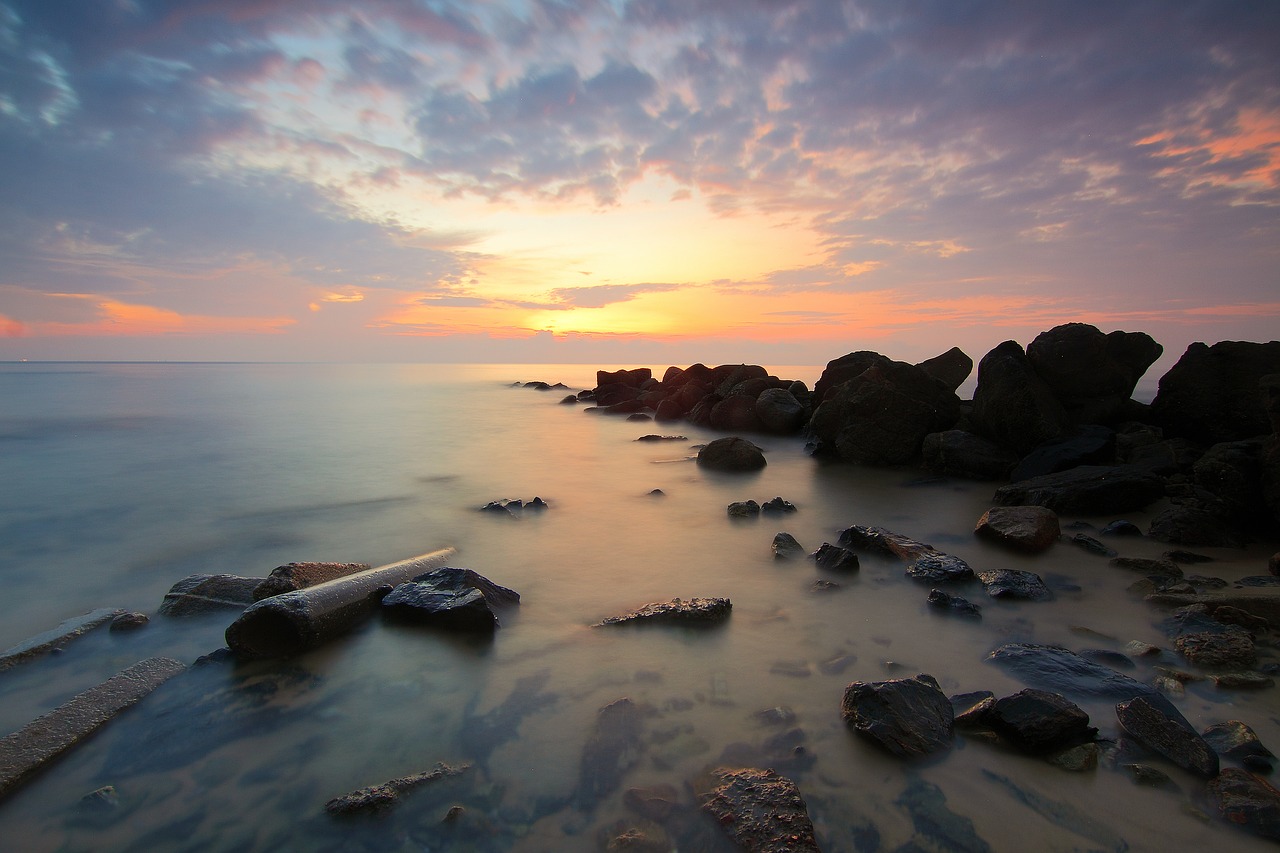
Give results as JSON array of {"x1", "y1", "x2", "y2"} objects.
[{"x1": 0, "y1": 362, "x2": 1277, "y2": 852}]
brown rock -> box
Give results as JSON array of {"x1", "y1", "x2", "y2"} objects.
[
  {"x1": 696, "y1": 767, "x2": 820, "y2": 852},
  {"x1": 253, "y1": 561, "x2": 371, "y2": 600},
  {"x1": 974, "y1": 506, "x2": 1061, "y2": 553}
]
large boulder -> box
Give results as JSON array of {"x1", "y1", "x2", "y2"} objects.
[
  {"x1": 754, "y1": 388, "x2": 807, "y2": 434},
  {"x1": 985, "y1": 689, "x2": 1095, "y2": 754},
  {"x1": 1010, "y1": 425, "x2": 1116, "y2": 482},
  {"x1": 1194, "y1": 438, "x2": 1272, "y2": 534},
  {"x1": 922, "y1": 430, "x2": 1017, "y2": 481},
  {"x1": 969, "y1": 341, "x2": 1071, "y2": 455},
  {"x1": 381, "y1": 567, "x2": 520, "y2": 632},
  {"x1": 974, "y1": 506, "x2": 1060, "y2": 553},
  {"x1": 808, "y1": 357, "x2": 961, "y2": 465},
  {"x1": 812, "y1": 350, "x2": 885, "y2": 403},
  {"x1": 915, "y1": 346, "x2": 973, "y2": 392},
  {"x1": 697, "y1": 437, "x2": 766, "y2": 472},
  {"x1": 992, "y1": 465, "x2": 1166, "y2": 515},
  {"x1": 1150, "y1": 340, "x2": 1280, "y2": 445},
  {"x1": 1025, "y1": 323, "x2": 1162, "y2": 424},
  {"x1": 840, "y1": 673, "x2": 954, "y2": 758}
]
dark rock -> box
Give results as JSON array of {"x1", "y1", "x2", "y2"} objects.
[
  {"x1": 755, "y1": 388, "x2": 807, "y2": 434},
  {"x1": 1048, "y1": 743, "x2": 1100, "y2": 772},
  {"x1": 325, "y1": 763, "x2": 469, "y2": 817},
  {"x1": 109, "y1": 612, "x2": 149, "y2": 632},
  {"x1": 727, "y1": 500, "x2": 760, "y2": 518},
  {"x1": 696, "y1": 767, "x2": 820, "y2": 852},
  {"x1": 1078, "y1": 649, "x2": 1136, "y2": 670},
  {"x1": 527, "y1": 496, "x2": 549, "y2": 511},
  {"x1": 595, "y1": 598, "x2": 731, "y2": 627},
  {"x1": 760, "y1": 497, "x2": 797, "y2": 514},
  {"x1": 252, "y1": 561, "x2": 371, "y2": 601},
  {"x1": 597, "y1": 367, "x2": 652, "y2": 390},
  {"x1": 927, "y1": 589, "x2": 981, "y2": 618},
  {"x1": 969, "y1": 340, "x2": 1071, "y2": 455},
  {"x1": 158, "y1": 574, "x2": 262, "y2": 616},
  {"x1": 1026, "y1": 323, "x2": 1162, "y2": 424},
  {"x1": 977, "y1": 570, "x2": 1052, "y2": 601},
  {"x1": 896, "y1": 775, "x2": 992, "y2": 853},
  {"x1": 1148, "y1": 502, "x2": 1242, "y2": 547},
  {"x1": 382, "y1": 568, "x2": 520, "y2": 632},
  {"x1": 634, "y1": 434, "x2": 687, "y2": 442},
  {"x1": 840, "y1": 674, "x2": 954, "y2": 758},
  {"x1": 811, "y1": 543, "x2": 860, "y2": 572},
  {"x1": 576, "y1": 698, "x2": 648, "y2": 807},
  {"x1": 986, "y1": 689, "x2": 1095, "y2": 754},
  {"x1": 1072, "y1": 534, "x2": 1116, "y2": 556},
  {"x1": 626, "y1": 412, "x2": 653, "y2": 422},
  {"x1": 922, "y1": 430, "x2": 1017, "y2": 480},
  {"x1": 1271, "y1": 552, "x2": 1280, "y2": 576},
  {"x1": 771, "y1": 533, "x2": 804, "y2": 560},
  {"x1": 1166, "y1": 549, "x2": 1214, "y2": 564},
  {"x1": 1195, "y1": 438, "x2": 1272, "y2": 532},
  {"x1": 1115, "y1": 694, "x2": 1219, "y2": 777},
  {"x1": 624, "y1": 783, "x2": 680, "y2": 821},
  {"x1": 908, "y1": 553, "x2": 976, "y2": 583},
  {"x1": 1101, "y1": 519, "x2": 1143, "y2": 536},
  {"x1": 1110, "y1": 557, "x2": 1183, "y2": 579},
  {"x1": 1202, "y1": 721, "x2": 1275, "y2": 763},
  {"x1": 1126, "y1": 437, "x2": 1204, "y2": 476},
  {"x1": 950, "y1": 691, "x2": 995, "y2": 727},
  {"x1": 837, "y1": 524, "x2": 935, "y2": 560},
  {"x1": 915, "y1": 346, "x2": 974, "y2": 393},
  {"x1": 710, "y1": 394, "x2": 764, "y2": 432},
  {"x1": 988, "y1": 643, "x2": 1156, "y2": 700},
  {"x1": 0, "y1": 608, "x2": 124, "y2": 672},
  {"x1": 1123, "y1": 764, "x2": 1178, "y2": 790},
  {"x1": 1206, "y1": 768, "x2": 1280, "y2": 842},
  {"x1": 1150, "y1": 340, "x2": 1280, "y2": 445},
  {"x1": 974, "y1": 505, "x2": 1060, "y2": 553},
  {"x1": 1011, "y1": 425, "x2": 1117, "y2": 482},
  {"x1": 812, "y1": 350, "x2": 885, "y2": 403},
  {"x1": 697, "y1": 437, "x2": 766, "y2": 472},
  {"x1": 560, "y1": 394, "x2": 580, "y2": 404},
  {"x1": 1212, "y1": 672, "x2": 1275, "y2": 690},
  {"x1": 992, "y1": 465, "x2": 1166, "y2": 515},
  {"x1": 1175, "y1": 626, "x2": 1257, "y2": 669}
]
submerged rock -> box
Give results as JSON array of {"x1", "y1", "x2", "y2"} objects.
[
  {"x1": 1203, "y1": 721, "x2": 1276, "y2": 766},
  {"x1": 159, "y1": 574, "x2": 262, "y2": 616},
  {"x1": 841, "y1": 674, "x2": 954, "y2": 758},
  {"x1": 698, "y1": 437, "x2": 767, "y2": 472},
  {"x1": 927, "y1": 589, "x2": 982, "y2": 618},
  {"x1": 760, "y1": 496, "x2": 797, "y2": 514},
  {"x1": 595, "y1": 598, "x2": 731, "y2": 627},
  {"x1": 576, "y1": 698, "x2": 649, "y2": 808},
  {"x1": 727, "y1": 500, "x2": 761, "y2": 518},
  {"x1": 1115, "y1": 694, "x2": 1218, "y2": 778},
  {"x1": 324, "y1": 763, "x2": 469, "y2": 817},
  {"x1": 980, "y1": 769, "x2": 1130, "y2": 853},
  {"x1": 988, "y1": 643, "x2": 1155, "y2": 700},
  {"x1": 811, "y1": 543, "x2": 860, "y2": 572},
  {"x1": 1174, "y1": 625, "x2": 1257, "y2": 669},
  {"x1": 696, "y1": 767, "x2": 820, "y2": 852},
  {"x1": 771, "y1": 533, "x2": 805, "y2": 560},
  {"x1": 896, "y1": 775, "x2": 992, "y2": 853},
  {"x1": 977, "y1": 570, "x2": 1052, "y2": 601},
  {"x1": 382, "y1": 567, "x2": 520, "y2": 632}
]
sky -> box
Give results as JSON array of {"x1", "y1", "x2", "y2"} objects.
[{"x1": 1, "y1": 1, "x2": 1278, "y2": 375}]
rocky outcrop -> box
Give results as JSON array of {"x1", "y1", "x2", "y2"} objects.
[
  {"x1": 974, "y1": 506, "x2": 1060, "y2": 553},
  {"x1": 992, "y1": 465, "x2": 1166, "y2": 515},
  {"x1": 697, "y1": 437, "x2": 767, "y2": 472},
  {"x1": 595, "y1": 598, "x2": 731, "y2": 627},
  {"x1": 922, "y1": 430, "x2": 1017, "y2": 480},
  {"x1": 841, "y1": 674, "x2": 954, "y2": 758},
  {"x1": 1150, "y1": 341, "x2": 1280, "y2": 445},
  {"x1": 696, "y1": 767, "x2": 820, "y2": 852},
  {"x1": 1025, "y1": 323, "x2": 1162, "y2": 425},
  {"x1": 970, "y1": 340, "x2": 1071, "y2": 455}
]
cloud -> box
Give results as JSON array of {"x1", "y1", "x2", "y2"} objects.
[{"x1": 549, "y1": 282, "x2": 683, "y2": 308}]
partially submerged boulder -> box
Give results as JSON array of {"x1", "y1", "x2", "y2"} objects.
[
  {"x1": 697, "y1": 437, "x2": 766, "y2": 472},
  {"x1": 595, "y1": 598, "x2": 731, "y2": 627},
  {"x1": 253, "y1": 562, "x2": 370, "y2": 601},
  {"x1": 1206, "y1": 769, "x2": 1280, "y2": 843},
  {"x1": 985, "y1": 689, "x2": 1095, "y2": 754},
  {"x1": 381, "y1": 567, "x2": 520, "y2": 632},
  {"x1": 696, "y1": 767, "x2": 820, "y2": 852},
  {"x1": 159, "y1": 574, "x2": 262, "y2": 616},
  {"x1": 988, "y1": 643, "x2": 1155, "y2": 700},
  {"x1": 977, "y1": 570, "x2": 1052, "y2": 601},
  {"x1": 841, "y1": 673, "x2": 954, "y2": 758},
  {"x1": 974, "y1": 506, "x2": 1060, "y2": 553},
  {"x1": 1115, "y1": 694, "x2": 1219, "y2": 778}
]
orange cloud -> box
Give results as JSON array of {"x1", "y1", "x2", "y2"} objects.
[
  {"x1": 8, "y1": 294, "x2": 294, "y2": 337},
  {"x1": 1139, "y1": 106, "x2": 1280, "y2": 191}
]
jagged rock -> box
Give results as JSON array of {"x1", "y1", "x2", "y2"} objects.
[
  {"x1": 635, "y1": 434, "x2": 687, "y2": 442},
  {"x1": 1206, "y1": 768, "x2": 1280, "y2": 842},
  {"x1": 922, "y1": 430, "x2": 1017, "y2": 480},
  {"x1": 1011, "y1": 426, "x2": 1117, "y2": 482},
  {"x1": 760, "y1": 497, "x2": 797, "y2": 514},
  {"x1": 969, "y1": 340, "x2": 1071, "y2": 455},
  {"x1": 1072, "y1": 534, "x2": 1116, "y2": 556},
  {"x1": 988, "y1": 643, "x2": 1155, "y2": 700},
  {"x1": 985, "y1": 689, "x2": 1095, "y2": 754},
  {"x1": 992, "y1": 465, "x2": 1166, "y2": 515},
  {"x1": 252, "y1": 561, "x2": 370, "y2": 601},
  {"x1": 697, "y1": 437, "x2": 766, "y2": 472},
  {"x1": 1203, "y1": 721, "x2": 1275, "y2": 766},
  {"x1": 1150, "y1": 340, "x2": 1280, "y2": 445},
  {"x1": 696, "y1": 767, "x2": 820, "y2": 852},
  {"x1": 755, "y1": 388, "x2": 807, "y2": 434},
  {"x1": 595, "y1": 598, "x2": 731, "y2": 627},
  {"x1": 727, "y1": 500, "x2": 761, "y2": 518},
  {"x1": 325, "y1": 763, "x2": 469, "y2": 816},
  {"x1": 908, "y1": 553, "x2": 976, "y2": 583},
  {"x1": 381, "y1": 568, "x2": 520, "y2": 632},
  {"x1": 974, "y1": 506, "x2": 1060, "y2": 553},
  {"x1": 771, "y1": 533, "x2": 804, "y2": 560},
  {"x1": 1175, "y1": 626, "x2": 1257, "y2": 669},
  {"x1": 811, "y1": 543, "x2": 860, "y2": 572},
  {"x1": 927, "y1": 589, "x2": 981, "y2": 618},
  {"x1": 841, "y1": 674, "x2": 954, "y2": 758},
  {"x1": 950, "y1": 691, "x2": 996, "y2": 727},
  {"x1": 158, "y1": 574, "x2": 262, "y2": 616},
  {"x1": 1115, "y1": 694, "x2": 1219, "y2": 777},
  {"x1": 1025, "y1": 323, "x2": 1162, "y2": 424},
  {"x1": 977, "y1": 570, "x2": 1052, "y2": 601},
  {"x1": 915, "y1": 346, "x2": 974, "y2": 393}
]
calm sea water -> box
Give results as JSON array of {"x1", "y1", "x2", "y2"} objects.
[{"x1": 0, "y1": 362, "x2": 1275, "y2": 852}]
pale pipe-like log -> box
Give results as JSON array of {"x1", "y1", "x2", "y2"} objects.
[{"x1": 225, "y1": 548, "x2": 456, "y2": 658}]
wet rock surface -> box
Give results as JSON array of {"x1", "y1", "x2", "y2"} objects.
[
  {"x1": 324, "y1": 762, "x2": 470, "y2": 816},
  {"x1": 1205, "y1": 768, "x2": 1280, "y2": 842},
  {"x1": 381, "y1": 567, "x2": 520, "y2": 632},
  {"x1": 988, "y1": 643, "x2": 1155, "y2": 700},
  {"x1": 159, "y1": 574, "x2": 262, "y2": 616},
  {"x1": 1115, "y1": 694, "x2": 1219, "y2": 778},
  {"x1": 927, "y1": 589, "x2": 981, "y2": 618},
  {"x1": 976, "y1": 569, "x2": 1052, "y2": 601},
  {"x1": 811, "y1": 542, "x2": 860, "y2": 572},
  {"x1": 253, "y1": 561, "x2": 371, "y2": 600},
  {"x1": 771, "y1": 532, "x2": 805, "y2": 560},
  {"x1": 697, "y1": 437, "x2": 767, "y2": 472},
  {"x1": 695, "y1": 766, "x2": 820, "y2": 852},
  {"x1": 595, "y1": 598, "x2": 732, "y2": 627},
  {"x1": 985, "y1": 689, "x2": 1095, "y2": 754},
  {"x1": 974, "y1": 505, "x2": 1061, "y2": 553},
  {"x1": 841, "y1": 673, "x2": 954, "y2": 758},
  {"x1": 992, "y1": 465, "x2": 1166, "y2": 515}
]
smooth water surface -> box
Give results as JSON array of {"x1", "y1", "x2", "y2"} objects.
[{"x1": 0, "y1": 363, "x2": 1276, "y2": 852}]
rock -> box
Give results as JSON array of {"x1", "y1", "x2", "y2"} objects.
[
  {"x1": 812, "y1": 350, "x2": 887, "y2": 402},
  {"x1": 988, "y1": 643, "x2": 1156, "y2": 700},
  {"x1": 1145, "y1": 591, "x2": 1280, "y2": 629},
  {"x1": 1123, "y1": 763, "x2": 1178, "y2": 789},
  {"x1": 908, "y1": 553, "x2": 976, "y2": 583},
  {"x1": 1078, "y1": 649, "x2": 1135, "y2": 670},
  {"x1": 760, "y1": 497, "x2": 797, "y2": 514},
  {"x1": 1166, "y1": 549, "x2": 1214, "y2": 564},
  {"x1": 1271, "y1": 553, "x2": 1280, "y2": 576},
  {"x1": 922, "y1": 430, "x2": 1017, "y2": 480},
  {"x1": 950, "y1": 691, "x2": 996, "y2": 727},
  {"x1": 381, "y1": 567, "x2": 520, "y2": 632},
  {"x1": 754, "y1": 388, "x2": 807, "y2": 434},
  {"x1": 1110, "y1": 557, "x2": 1183, "y2": 579},
  {"x1": 771, "y1": 533, "x2": 805, "y2": 560},
  {"x1": 158, "y1": 574, "x2": 263, "y2": 616},
  {"x1": 576, "y1": 698, "x2": 648, "y2": 807},
  {"x1": 992, "y1": 465, "x2": 1166, "y2": 515},
  {"x1": 1194, "y1": 438, "x2": 1271, "y2": 532},
  {"x1": 0, "y1": 610, "x2": 125, "y2": 673},
  {"x1": 727, "y1": 500, "x2": 761, "y2": 518},
  {"x1": 1148, "y1": 502, "x2": 1242, "y2": 547},
  {"x1": 811, "y1": 543, "x2": 860, "y2": 572},
  {"x1": 969, "y1": 340, "x2": 1071, "y2": 455},
  {"x1": 252, "y1": 561, "x2": 371, "y2": 601},
  {"x1": 1203, "y1": 721, "x2": 1276, "y2": 764},
  {"x1": 808, "y1": 356, "x2": 961, "y2": 464},
  {"x1": 1101, "y1": 519, "x2": 1143, "y2": 536},
  {"x1": 840, "y1": 674, "x2": 954, "y2": 758},
  {"x1": 325, "y1": 763, "x2": 469, "y2": 816},
  {"x1": 915, "y1": 346, "x2": 974, "y2": 393},
  {"x1": 1126, "y1": 437, "x2": 1204, "y2": 476},
  {"x1": 1206, "y1": 768, "x2": 1280, "y2": 842},
  {"x1": 837, "y1": 524, "x2": 936, "y2": 560},
  {"x1": 710, "y1": 394, "x2": 764, "y2": 432},
  {"x1": 927, "y1": 589, "x2": 982, "y2": 618},
  {"x1": 985, "y1": 689, "x2": 1095, "y2": 754},
  {"x1": 109, "y1": 612, "x2": 149, "y2": 632},
  {"x1": 1211, "y1": 672, "x2": 1274, "y2": 690},
  {"x1": 697, "y1": 437, "x2": 766, "y2": 472},
  {"x1": 1011, "y1": 425, "x2": 1117, "y2": 482},
  {"x1": 1150, "y1": 340, "x2": 1280, "y2": 445},
  {"x1": 974, "y1": 506, "x2": 1061, "y2": 553},
  {"x1": 1025, "y1": 323, "x2": 1162, "y2": 424},
  {"x1": 626, "y1": 412, "x2": 653, "y2": 422},
  {"x1": 634, "y1": 434, "x2": 687, "y2": 442},
  {"x1": 1115, "y1": 694, "x2": 1219, "y2": 777},
  {"x1": 896, "y1": 775, "x2": 992, "y2": 853},
  {"x1": 624, "y1": 783, "x2": 680, "y2": 821},
  {"x1": 696, "y1": 767, "x2": 820, "y2": 852},
  {"x1": 1124, "y1": 641, "x2": 1162, "y2": 658},
  {"x1": 1072, "y1": 534, "x2": 1116, "y2": 556},
  {"x1": 1175, "y1": 626, "x2": 1257, "y2": 669},
  {"x1": 977, "y1": 570, "x2": 1052, "y2": 601},
  {"x1": 1048, "y1": 743, "x2": 1100, "y2": 772},
  {"x1": 560, "y1": 394, "x2": 580, "y2": 404},
  {"x1": 595, "y1": 598, "x2": 731, "y2": 627}
]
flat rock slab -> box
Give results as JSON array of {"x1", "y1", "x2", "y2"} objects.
[
  {"x1": 1175, "y1": 626, "x2": 1256, "y2": 669},
  {"x1": 595, "y1": 597, "x2": 731, "y2": 627},
  {"x1": 988, "y1": 643, "x2": 1155, "y2": 700},
  {"x1": 0, "y1": 608, "x2": 124, "y2": 672},
  {"x1": 992, "y1": 465, "x2": 1166, "y2": 515},
  {"x1": 974, "y1": 506, "x2": 1061, "y2": 553},
  {"x1": 1146, "y1": 590, "x2": 1280, "y2": 630},
  {"x1": 841, "y1": 673, "x2": 954, "y2": 758},
  {"x1": 977, "y1": 569, "x2": 1052, "y2": 600},
  {"x1": 325, "y1": 762, "x2": 469, "y2": 816},
  {"x1": 0, "y1": 657, "x2": 186, "y2": 800},
  {"x1": 1115, "y1": 694, "x2": 1219, "y2": 778},
  {"x1": 696, "y1": 767, "x2": 820, "y2": 852}
]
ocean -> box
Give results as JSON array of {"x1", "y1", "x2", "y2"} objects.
[{"x1": 0, "y1": 362, "x2": 1275, "y2": 851}]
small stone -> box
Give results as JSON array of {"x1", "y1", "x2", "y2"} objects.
[
  {"x1": 1175, "y1": 627, "x2": 1257, "y2": 669},
  {"x1": 927, "y1": 589, "x2": 982, "y2": 618},
  {"x1": 977, "y1": 569, "x2": 1052, "y2": 600},
  {"x1": 109, "y1": 612, "x2": 149, "y2": 632},
  {"x1": 1122, "y1": 764, "x2": 1179, "y2": 790},
  {"x1": 1206, "y1": 768, "x2": 1280, "y2": 842},
  {"x1": 810, "y1": 580, "x2": 841, "y2": 593},
  {"x1": 771, "y1": 532, "x2": 805, "y2": 560},
  {"x1": 1211, "y1": 672, "x2": 1275, "y2": 690},
  {"x1": 1047, "y1": 742, "x2": 1099, "y2": 772},
  {"x1": 1101, "y1": 520, "x2": 1143, "y2": 536},
  {"x1": 1071, "y1": 534, "x2": 1116, "y2": 557},
  {"x1": 1202, "y1": 721, "x2": 1275, "y2": 762},
  {"x1": 727, "y1": 500, "x2": 760, "y2": 518},
  {"x1": 1123, "y1": 640, "x2": 1162, "y2": 658}
]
